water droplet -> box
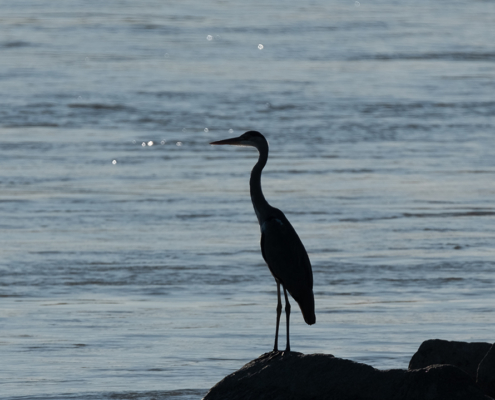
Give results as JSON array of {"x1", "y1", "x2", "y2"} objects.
[
  {"x1": 147, "y1": 141, "x2": 154, "y2": 146},
  {"x1": 176, "y1": 141, "x2": 183, "y2": 146},
  {"x1": 204, "y1": 128, "x2": 209, "y2": 132},
  {"x1": 355, "y1": 1, "x2": 360, "y2": 6},
  {"x1": 258, "y1": 44, "x2": 264, "y2": 50},
  {"x1": 112, "y1": 160, "x2": 117, "y2": 165},
  {"x1": 228, "y1": 129, "x2": 234, "y2": 134},
  {"x1": 207, "y1": 35, "x2": 213, "y2": 41},
  {"x1": 142, "y1": 142, "x2": 146, "y2": 147},
  {"x1": 161, "y1": 140, "x2": 165, "y2": 145}
]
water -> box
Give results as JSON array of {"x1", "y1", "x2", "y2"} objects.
[{"x1": 1, "y1": 0, "x2": 495, "y2": 399}]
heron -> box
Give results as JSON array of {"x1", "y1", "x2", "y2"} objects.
[{"x1": 210, "y1": 131, "x2": 315, "y2": 353}]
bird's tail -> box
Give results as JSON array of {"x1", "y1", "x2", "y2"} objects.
[{"x1": 297, "y1": 289, "x2": 316, "y2": 325}]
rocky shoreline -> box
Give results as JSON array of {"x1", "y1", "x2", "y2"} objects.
[{"x1": 203, "y1": 340, "x2": 495, "y2": 400}]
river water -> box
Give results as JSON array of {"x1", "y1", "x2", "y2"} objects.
[{"x1": 1, "y1": 1, "x2": 494, "y2": 399}]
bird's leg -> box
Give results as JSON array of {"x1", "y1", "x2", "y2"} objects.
[
  {"x1": 283, "y1": 286, "x2": 291, "y2": 352},
  {"x1": 273, "y1": 281, "x2": 282, "y2": 352}
]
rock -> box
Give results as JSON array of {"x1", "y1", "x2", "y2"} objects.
[
  {"x1": 409, "y1": 339, "x2": 492, "y2": 379},
  {"x1": 477, "y1": 343, "x2": 495, "y2": 398},
  {"x1": 203, "y1": 351, "x2": 490, "y2": 400}
]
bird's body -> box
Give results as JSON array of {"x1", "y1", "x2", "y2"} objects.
[
  {"x1": 210, "y1": 131, "x2": 315, "y2": 352},
  {"x1": 260, "y1": 211, "x2": 315, "y2": 325}
]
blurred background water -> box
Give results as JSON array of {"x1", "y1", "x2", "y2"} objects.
[{"x1": 1, "y1": 0, "x2": 495, "y2": 399}]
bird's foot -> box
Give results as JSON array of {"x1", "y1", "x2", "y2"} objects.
[{"x1": 279, "y1": 348, "x2": 291, "y2": 357}]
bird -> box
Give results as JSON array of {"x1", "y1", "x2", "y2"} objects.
[{"x1": 210, "y1": 131, "x2": 315, "y2": 353}]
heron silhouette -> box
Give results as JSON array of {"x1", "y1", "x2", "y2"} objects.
[{"x1": 210, "y1": 131, "x2": 315, "y2": 352}]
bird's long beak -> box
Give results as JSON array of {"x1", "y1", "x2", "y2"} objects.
[{"x1": 210, "y1": 136, "x2": 243, "y2": 146}]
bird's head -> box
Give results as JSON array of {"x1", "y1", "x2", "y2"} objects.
[{"x1": 210, "y1": 131, "x2": 268, "y2": 150}]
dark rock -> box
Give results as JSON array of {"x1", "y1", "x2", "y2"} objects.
[
  {"x1": 409, "y1": 339, "x2": 492, "y2": 379},
  {"x1": 477, "y1": 343, "x2": 495, "y2": 398},
  {"x1": 203, "y1": 351, "x2": 490, "y2": 400}
]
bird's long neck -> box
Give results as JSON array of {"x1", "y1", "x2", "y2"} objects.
[{"x1": 250, "y1": 144, "x2": 271, "y2": 224}]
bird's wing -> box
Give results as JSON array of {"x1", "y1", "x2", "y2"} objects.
[{"x1": 260, "y1": 216, "x2": 313, "y2": 302}]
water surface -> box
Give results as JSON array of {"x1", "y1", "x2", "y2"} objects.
[{"x1": 1, "y1": 1, "x2": 495, "y2": 399}]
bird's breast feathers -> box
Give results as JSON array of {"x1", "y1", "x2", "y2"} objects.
[
  {"x1": 260, "y1": 217, "x2": 307, "y2": 269},
  {"x1": 260, "y1": 215, "x2": 313, "y2": 295},
  {"x1": 261, "y1": 218, "x2": 284, "y2": 233}
]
